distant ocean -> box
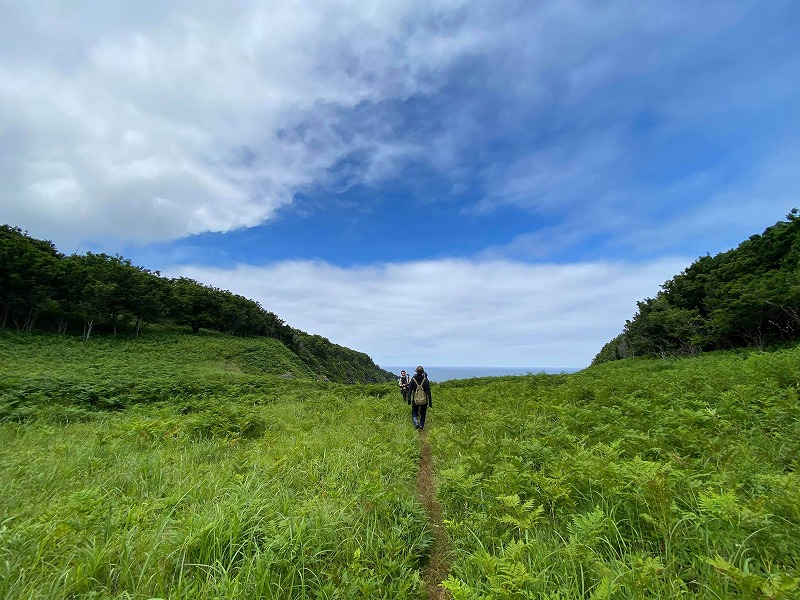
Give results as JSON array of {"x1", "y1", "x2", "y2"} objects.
[{"x1": 381, "y1": 365, "x2": 582, "y2": 383}]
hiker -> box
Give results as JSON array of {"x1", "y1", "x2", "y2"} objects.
[
  {"x1": 408, "y1": 365, "x2": 432, "y2": 430},
  {"x1": 398, "y1": 369, "x2": 411, "y2": 402}
]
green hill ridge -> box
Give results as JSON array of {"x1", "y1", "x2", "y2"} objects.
[
  {"x1": 0, "y1": 224, "x2": 393, "y2": 384},
  {"x1": 595, "y1": 210, "x2": 800, "y2": 364}
]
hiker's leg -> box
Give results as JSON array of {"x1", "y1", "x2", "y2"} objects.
[
  {"x1": 411, "y1": 404, "x2": 419, "y2": 427},
  {"x1": 418, "y1": 404, "x2": 427, "y2": 428}
]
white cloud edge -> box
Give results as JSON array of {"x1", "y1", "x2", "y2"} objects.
[
  {"x1": 2, "y1": 1, "x2": 788, "y2": 253},
  {"x1": 165, "y1": 256, "x2": 689, "y2": 368}
]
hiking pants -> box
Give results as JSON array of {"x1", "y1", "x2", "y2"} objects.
[{"x1": 412, "y1": 403, "x2": 427, "y2": 428}]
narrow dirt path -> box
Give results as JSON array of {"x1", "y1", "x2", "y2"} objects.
[{"x1": 417, "y1": 430, "x2": 452, "y2": 599}]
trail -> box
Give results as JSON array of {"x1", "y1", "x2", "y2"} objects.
[{"x1": 417, "y1": 430, "x2": 452, "y2": 600}]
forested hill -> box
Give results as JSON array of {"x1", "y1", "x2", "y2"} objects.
[
  {"x1": 594, "y1": 210, "x2": 800, "y2": 364},
  {"x1": 0, "y1": 225, "x2": 393, "y2": 384}
]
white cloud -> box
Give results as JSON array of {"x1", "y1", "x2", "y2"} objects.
[
  {"x1": 1, "y1": 0, "x2": 795, "y2": 279},
  {"x1": 166, "y1": 256, "x2": 688, "y2": 367},
  {"x1": 0, "y1": 1, "x2": 767, "y2": 246},
  {"x1": 0, "y1": 1, "x2": 472, "y2": 246}
]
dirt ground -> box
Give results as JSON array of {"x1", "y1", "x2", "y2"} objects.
[{"x1": 417, "y1": 431, "x2": 452, "y2": 600}]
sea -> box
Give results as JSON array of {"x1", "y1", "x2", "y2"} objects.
[{"x1": 381, "y1": 365, "x2": 582, "y2": 383}]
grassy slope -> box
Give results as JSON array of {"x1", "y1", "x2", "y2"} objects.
[
  {"x1": 431, "y1": 349, "x2": 800, "y2": 598},
  {"x1": 0, "y1": 330, "x2": 426, "y2": 599},
  {"x1": 0, "y1": 330, "x2": 320, "y2": 421},
  {"x1": 2, "y1": 330, "x2": 799, "y2": 598},
  {"x1": 0, "y1": 328, "x2": 318, "y2": 378}
]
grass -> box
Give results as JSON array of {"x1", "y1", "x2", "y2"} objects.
[
  {"x1": 1, "y1": 395, "x2": 430, "y2": 599},
  {"x1": 431, "y1": 349, "x2": 800, "y2": 598},
  {"x1": 2, "y1": 330, "x2": 800, "y2": 598},
  {"x1": 0, "y1": 330, "x2": 427, "y2": 599}
]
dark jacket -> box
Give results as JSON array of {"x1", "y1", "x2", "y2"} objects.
[
  {"x1": 408, "y1": 373, "x2": 432, "y2": 407},
  {"x1": 399, "y1": 374, "x2": 410, "y2": 400}
]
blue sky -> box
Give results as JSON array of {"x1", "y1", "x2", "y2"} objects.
[{"x1": 1, "y1": 1, "x2": 798, "y2": 368}]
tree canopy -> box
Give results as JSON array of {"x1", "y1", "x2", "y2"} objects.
[{"x1": 593, "y1": 210, "x2": 800, "y2": 364}]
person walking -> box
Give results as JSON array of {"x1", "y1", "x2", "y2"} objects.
[
  {"x1": 398, "y1": 370, "x2": 411, "y2": 403},
  {"x1": 408, "y1": 365, "x2": 432, "y2": 430}
]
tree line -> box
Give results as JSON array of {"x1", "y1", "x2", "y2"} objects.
[
  {"x1": 594, "y1": 210, "x2": 800, "y2": 364},
  {"x1": 1, "y1": 225, "x2": 294, "y2": 342},
  {"x1": 0, "y1": 225, "x2": 393, "y2": 383}
]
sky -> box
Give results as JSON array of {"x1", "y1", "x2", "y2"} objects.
[{"x1": 2, "y1": 1, "x2": 798, "y2": 368}]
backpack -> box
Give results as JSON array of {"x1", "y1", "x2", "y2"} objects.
[{"x1": 413, "y1": 377, "x2": 428, "y2": 406}]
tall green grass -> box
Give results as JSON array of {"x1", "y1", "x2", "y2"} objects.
[
  {"x1": 1, "y1": 396, "x2": 430, "y2": 599},
  {"x1": 431, "y1": 349, "x2": 800, "y2": 598},
  {"x1": 0, "y1": 331, "x2": 428, "y2": 599},
  {"x1": 3, "y1": 329, "x2": 800, "y2": 598}
]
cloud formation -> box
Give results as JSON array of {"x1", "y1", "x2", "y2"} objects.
[
  {"x1": 168, "y1": 257, "x2": 688, "y2": 367},
  {"x1": 3, "y1": 1, "x2": 792, "y2": 254},
  {"x1": 1, "y1": 1, "x2": 454, "y2": 243}
]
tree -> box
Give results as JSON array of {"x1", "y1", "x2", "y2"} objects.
[
  {"x1": 168, "y1": 278, "x2": 216, "y2": 334},
  {"x1": 128, "y1": 267, "x2": 168, "y2": 337},
  {"x1": 594, "y1": 211, "x2": 800, "y2": 363},
  {"x1": 0, "y1": 225, "x2": 62, "y2": 332}
]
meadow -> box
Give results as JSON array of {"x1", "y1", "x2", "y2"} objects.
[
  {"x1": 433, "y1": 350, "x2": 800, "y2": 598},
  {"x1": 1, "y1": 330, "x2": 799, "y2": 598},
  {"x1": 0, "y1": 331, "x2": 427, "y2": 599}
]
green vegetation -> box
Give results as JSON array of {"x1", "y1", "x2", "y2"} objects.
[
  {"x1": 594, "y1": 210, "x2": 800, "y2": 364},
  {"x1": 0, "y1": 225, "x2": 393, "y2": 383},
  {"x1": 1, "y1": 330, "x2": 426, "y2": 599},
  {"x1": 433, "y1": 350, "x2": 800, "y2": 598},
  {"x1": 2, "y1": 330, "x2": 799, "y2": 598}
]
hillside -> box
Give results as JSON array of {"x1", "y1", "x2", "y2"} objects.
[
  {"x1": 1, "y1": 331, "x2": 799, "y2": 598},
  {"x1": 0, "y1": 328, "x2": 391, "y2": 422},
  {"x1": 0, "y1": 224, "x2": 393, "y2": 384},
  {"x1": 431, "y1": 346, "x2": 800, "y2": 598},
  {"x1": 594, "y1": 210, "x2": 800, "y2": 364}
]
